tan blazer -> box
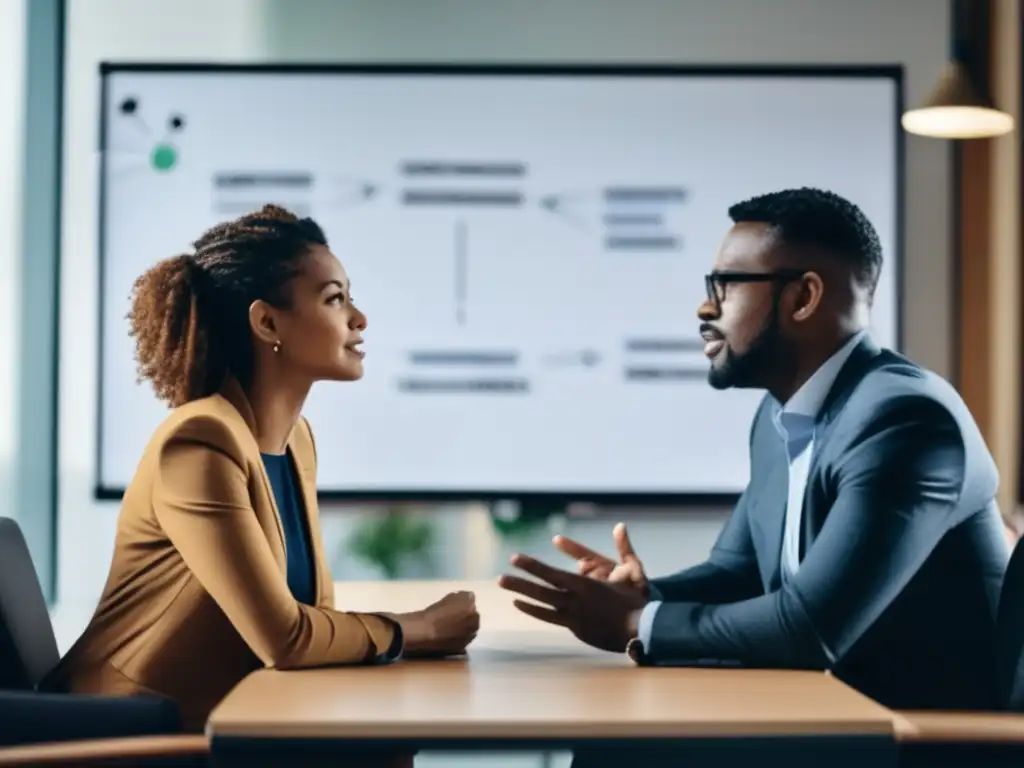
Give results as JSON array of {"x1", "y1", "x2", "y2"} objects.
[{"x1": 41, "y1": 379, "x2": 397, "y2": 732}]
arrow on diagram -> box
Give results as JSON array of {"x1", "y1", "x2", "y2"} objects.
[
  {"x1": 541, "y1": 349, "x2": 603, "y2": 368},
  {"x1": 538, "y1": 193, "x2": 591, "y2": 232}
]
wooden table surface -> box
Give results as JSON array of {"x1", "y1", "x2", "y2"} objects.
[
  {"x1": 330, "y1": 579, "x2": 564, "y2": 635},
  {"x1": 207, "y1": 580, "x2": 898, "y2": 742},
  {"x1": 894, "y1": 710, "x2": 1024, "y2": 743}
]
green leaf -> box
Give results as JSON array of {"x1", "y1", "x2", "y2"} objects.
[{"x1": 346, "y1": 509, "x2": 434, "y2": 579}]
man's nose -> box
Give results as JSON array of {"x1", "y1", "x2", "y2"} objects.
[{"x1": 697, "y1": 297, "x2": 719, "y2": 321}]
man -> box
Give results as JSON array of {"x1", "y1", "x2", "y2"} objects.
[{"x1": 499, "y1": 187, "x2": 1010, "y2": 711}]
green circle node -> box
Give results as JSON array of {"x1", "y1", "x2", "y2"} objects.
[{"x1": 150, "y1": 144, "x2": 177, "y2": 172}]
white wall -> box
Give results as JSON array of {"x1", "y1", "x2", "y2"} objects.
[
  {"x1": 55, "y1": 0, "x2": 952, "y2": 648},
  {"x1": 0, "y1": 0, "x2": 25, "y2": 531}
]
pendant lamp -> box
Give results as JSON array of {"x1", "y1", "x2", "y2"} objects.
[{"x1": 901, "y1": 0, "x2": 1013, "y2": 139}]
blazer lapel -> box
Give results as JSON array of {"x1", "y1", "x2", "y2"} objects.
[
  {"x1": 216, "y1": 377, "x2": 288, "y2": 571},
  {"x1": 285, "y1": 431, "x2": 325, "y2": 608}
]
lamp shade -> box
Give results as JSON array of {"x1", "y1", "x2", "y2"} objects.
[{"x1": 901, "y1": 60, "x2": 1014, "y2": 139}]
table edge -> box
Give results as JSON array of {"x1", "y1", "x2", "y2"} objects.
[{"x1": 207, "y1": 718, "x2": 897, "y2": 740}]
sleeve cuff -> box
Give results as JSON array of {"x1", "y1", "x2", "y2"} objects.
[
  {"x1": 638, "y1": 600, "x2": 662, "y2": 648},
  {"x1": 373, "y1": 617, "x2": 404, "y2": 663}
]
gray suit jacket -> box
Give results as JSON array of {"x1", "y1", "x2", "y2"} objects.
[{"x1": 647, "y1": 336, "x2": 1010, "y2": 709}]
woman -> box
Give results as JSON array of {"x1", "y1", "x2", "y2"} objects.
[{"x1": 41, "y1": 205, "x2": 480, "y2": 739}]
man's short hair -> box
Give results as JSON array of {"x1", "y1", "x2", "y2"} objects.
[{"x1": 728, "y1": 187, "x2": 883, "y2": 297}]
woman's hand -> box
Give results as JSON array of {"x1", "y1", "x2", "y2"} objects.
[{"x1": 392, "y1": 591, "x2": 480, "y2": 657}]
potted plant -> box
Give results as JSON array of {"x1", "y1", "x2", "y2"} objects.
[
  {"x1": 346, "y1": 505, "x2": 435, "y2": 580},
  {"x1": 488, "y1": 500, "x2": 567, "y2": 540}
]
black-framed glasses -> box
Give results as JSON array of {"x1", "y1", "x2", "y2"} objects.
[{"x1": 703, "y1": 269, "x2": 808, "y2": 313}]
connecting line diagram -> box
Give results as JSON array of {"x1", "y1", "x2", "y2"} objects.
[{"x1": 400, "y1": 160, "x2": 689, "y2": 329}]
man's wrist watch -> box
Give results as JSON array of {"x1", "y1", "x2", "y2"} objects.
[{"x1": 625, "y1": 636, "x2": 648, "y2": 666}]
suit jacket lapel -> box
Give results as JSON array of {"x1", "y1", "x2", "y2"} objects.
[
  {"x1": 746, "y1": 401, "x2": 790, "y2": 591},
  {"x1": 756, "y1": 455, "x2": 791, "y2": 591},
  {"x1": 815, "y1": 335, "x2": 883, "y2": 424},
  {"x1": 799, "y1": 336, "x2": 885, "y2": 558},
  {"x1": 803, "y1": 336, "x2": 884, "y2": 490},
  {"x1": 748, "y1": 336, "x2": 884, "y2": 587}
]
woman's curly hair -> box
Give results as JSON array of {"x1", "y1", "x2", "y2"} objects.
[{"x1": 127, "y1": 204, "x2": 327, "y2": 407}]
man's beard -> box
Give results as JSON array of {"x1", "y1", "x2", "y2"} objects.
[{"x1": 707, "y1": 305, "x2": 785, "y2": 391}]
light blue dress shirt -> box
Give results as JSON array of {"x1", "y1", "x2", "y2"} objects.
[{"x1": 637, "y1": 331, "x2": 867, "y2": 648}]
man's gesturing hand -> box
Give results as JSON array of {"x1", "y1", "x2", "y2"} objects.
[
  {"x1": 552, "y1": 522, "x2": 649, "y2": 598},
  {"x1": 497, "y1": 553, "x2": 648, "y2": 653}
]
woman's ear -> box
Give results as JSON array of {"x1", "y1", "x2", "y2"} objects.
[{"x1": 248, "y1": 299, "x2": 279, "y2": 346}]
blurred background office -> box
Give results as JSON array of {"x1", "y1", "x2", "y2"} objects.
[{"x1": 0, "y1": 0, "x2": 1019, "y2": 661}]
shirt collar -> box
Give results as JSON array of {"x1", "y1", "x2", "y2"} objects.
[
  {"x1": 783, "y1": 330, "x2": 866, "y2": 417},
  {"x1": 772, "y1": 331, "x2": 866, "y2": 443}
]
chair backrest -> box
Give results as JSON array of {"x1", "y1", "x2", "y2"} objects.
[
  {"x1": 0, "y1": 518, "x2": 60, "y2": 689},
  {"x1": 997, "y1": 532, "x2": 1024, "y2": 710}
]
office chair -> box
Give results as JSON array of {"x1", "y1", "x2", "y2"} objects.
[
  {"x1": 896, "y1": 532, "x2": 1024, "y2": 767},
  {"x1": 0, "y1": 516, "x2": 208, "y2": 764},
  {"x1": 997, "y1": 524, "x2": 1024, "y2": 711}
]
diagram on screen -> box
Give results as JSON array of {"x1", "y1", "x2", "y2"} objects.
[
  {"x1": 96, "y1": 69, "x2": 900, "y2": 498},
  {"x1": 110, "y1": 96, "x2": 187, "y2": 175}
]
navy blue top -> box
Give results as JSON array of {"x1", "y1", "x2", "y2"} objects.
[
  {"x1": 260, "y1": 449, "x2": 403, "y2": 662},
  {"x1": 260, "y1": 452, "x2": 316, "y2": 606}
]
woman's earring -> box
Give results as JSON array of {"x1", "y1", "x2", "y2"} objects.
[{"x1": 273, "y1": 340, "x2": 282, "y2": 354}]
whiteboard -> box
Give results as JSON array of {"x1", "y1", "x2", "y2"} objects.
[{"x1": 96, "y1": 65, "x2": 901, "y2": 500}]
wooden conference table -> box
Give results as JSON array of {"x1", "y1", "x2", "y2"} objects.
[{"x1": 207, "y1": 580, "x2": 902, "y2": 766}]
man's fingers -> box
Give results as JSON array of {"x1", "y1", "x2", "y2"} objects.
[
  {"x1": 578, "y1": 560, "x2": 611, "y2": 578},
  {"x1": 614, "y1": 522, "x2": 639, "y2": 562},
  {"x1": 509, "y1": 553, "x2": 580, "y2": 589},
  {"x1": 553, "y1": 535, "x2": 604, "y2": 562},
  {"x1": 498, "y1": 573, "x2": 568, "y2": 607},
  {"x1": 512, "y1": 599, "x2": 568, "y2": 627}
]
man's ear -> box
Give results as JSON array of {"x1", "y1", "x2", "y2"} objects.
[
  {"x1": 791, "y1": 271, "x2": 825, "y2": 322},
  {"x1": 248, "y1": 299, "x2": 279, "y2": 345}
]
